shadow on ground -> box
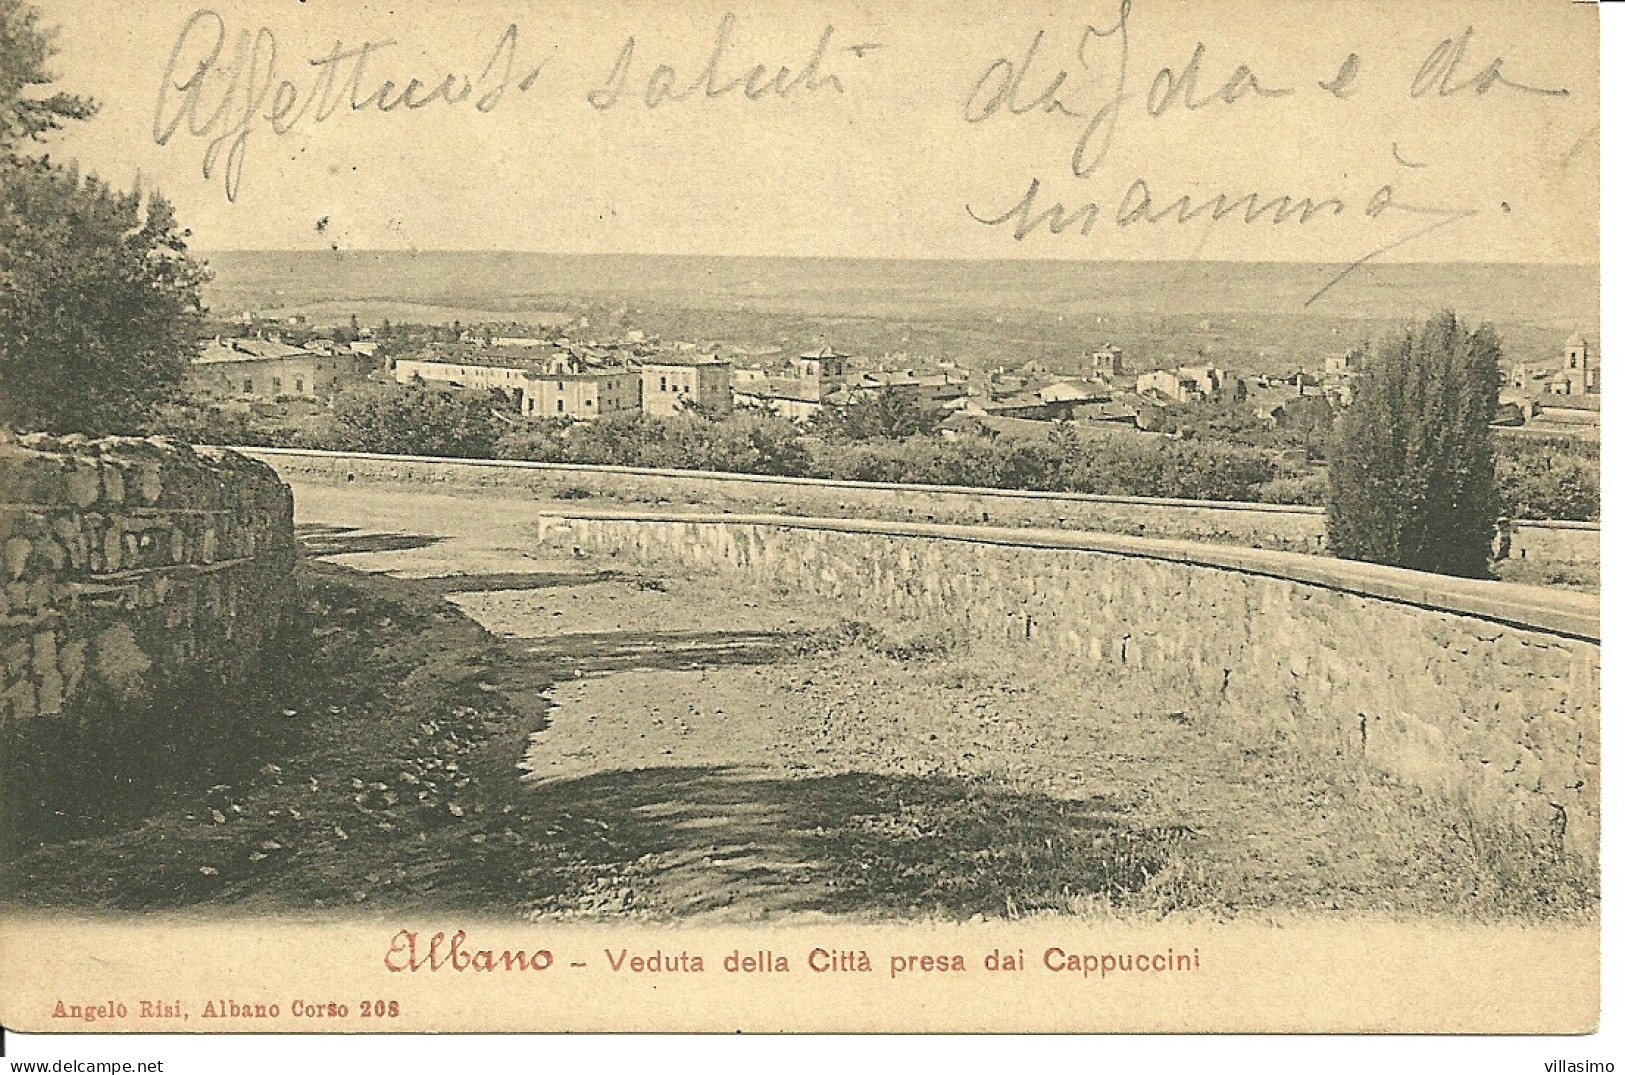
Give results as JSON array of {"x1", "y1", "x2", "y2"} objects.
[
  {"x1": 296, "y1": 523, "x2": 445, "y2": 558},
  {"x1": 0, "y1": 550, "x2": 1186, "y2": 921},
  {"x1": 519, "y1": 630, "x2": 829, "y2": 675},
  {"x1": 498, "y1": 765, "x2": 1190, "y2": 919},
  {"x1": 410, "y1": 571, "x2": 623, "y2": 596}
]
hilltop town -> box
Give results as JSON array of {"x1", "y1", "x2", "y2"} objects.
[
  {"x1": 188, "y1": 302, "x2": 1604, "y2": 429},
  {"x1": 170, "y1": 307, "x2": 1599, "y2": 524}
]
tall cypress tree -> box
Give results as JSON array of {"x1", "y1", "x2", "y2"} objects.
[{"x1": 1326, "y1": 310, "x2": 1503, "y2": 578}]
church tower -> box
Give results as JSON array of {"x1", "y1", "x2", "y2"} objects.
[{"x1": 1565, "y1": 331, "x2": 1598, "y2": 395}]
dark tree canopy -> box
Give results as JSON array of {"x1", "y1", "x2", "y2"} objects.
[
  {"x1": 0, "y1": 0, "x2": 96, "y2": 162},
  {"x1": 1, "y1": 165, "x2": 208, "y2": 433},
  {"x1": 330, "y1": 384, "x2": 506, "y2": 459},
  {"x1": 1325, "y1": 310, "x2": 1502, "y2": 578},
  {"x1": 811, "y1": 385, "x2": 942, "y2": 441},
  {"x1": 0, "y1": 0, "x2": 207, "y2": 435}
]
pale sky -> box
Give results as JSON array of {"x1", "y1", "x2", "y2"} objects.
[{"x1": 29, "y1": 0, "x2": 1601, "y2": 262}]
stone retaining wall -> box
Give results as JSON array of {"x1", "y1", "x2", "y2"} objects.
[
  {"x1": 1505, "y1": 519, "x2": 1601, "y2": 567},
  {"x1": 0, "y1": 434, "x2": 297, "y2": 835},
  {"x1": 237, "y1": 447, "x2": 1598, "y2": 569},
  {"x1": 541, "y1": 509, "x2": 1601, "y2": 866}
]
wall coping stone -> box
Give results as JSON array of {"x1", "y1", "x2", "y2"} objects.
[
  {"x1": 1511, "y1": 518, "x2": 1602, "y2": 533},
  {"x1": 234, "y1": 446, "x2": 1599, "y2": 532},
  {"x1": 231, "y1": 445, "x2": 1324, "y2": 515},
  {"x1": 541, "y1": 506, "x2": 1601, "y2": 644}
]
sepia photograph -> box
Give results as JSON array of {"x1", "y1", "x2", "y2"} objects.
[{"x1": 0, "y1": 0, "x2": 1609, "y2": 1059}]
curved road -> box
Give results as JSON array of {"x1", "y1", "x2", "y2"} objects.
[{"x1": 283, "y1": 478, "x2": 1584, "y2": 922}]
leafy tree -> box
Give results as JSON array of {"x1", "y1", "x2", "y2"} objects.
[
  {"x1": 1494, "y1": 435, "x2": 1599, "y2": 522},
  {"x1": 496, "y1": 410, "x2": 811, "y2": 476},
  {"x1": 1, "y1": 1, "x2": 207, "y2": 435},
  {"x1": 329, "y1": 384, "x2": 504, "y2": 459},
  {"x1": 546, "y1": 410, "x2": 654, "y2": 467},
  {"x1": 144, "y1": 401, "x2": 263, "y2": 447},
  {"x1": 1046, "y1": 420, "x2": 1082, "y2": 455},
  {"x1": 650, "y1": 412, "x2": 809, "y2": 475},
  {"x1": 1325, "y1": 310, "x2": 1502, "y2": 577},
  {"x1": 1, "y1": 165, "x2": 208, "y2": 432},
  {"x1": 803, "y1": 431, "x2": 1279, "y2": 501},
  {"x1": 1275, "y1": 395, "x2": 1335, "y2": 461},
  {"x1": 811, "y1": 386, "x2": 942, "y2": 440}
]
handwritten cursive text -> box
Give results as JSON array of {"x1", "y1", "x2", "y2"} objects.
[{"x1": 153, "y1": 10, "x2": 544, "y2": 202}]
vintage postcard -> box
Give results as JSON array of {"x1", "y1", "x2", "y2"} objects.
[{"x1": 0, "y1": 0, "x2": 1606, "y2": 1053}]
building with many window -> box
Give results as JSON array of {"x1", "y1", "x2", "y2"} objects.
[
  {"x1": 639, "y1": 357, "x2": 733, "y2": 416},
  {"x1": 393, "y1": 357, "x2": 531, "y2": 406},
  {"x1": 1135, "y1": 365, "x2": 1230, "y2": 404},
  {"x1": 520, "y1": 369, "x2": 643, "y2": 420},
  {"x1": 731, "y1": 380, "x2": 827, "y2": 422},
  {"x1": 1090, "y1": 346, "x2": 1125, "y2": 378},
  {"x1": 795, "y1": 347, "x2": 848, "y2": 387}
]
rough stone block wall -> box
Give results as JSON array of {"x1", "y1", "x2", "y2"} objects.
[
  {"x1": 545, "y1": 512, "x2": 1601, "y2": 867},
  {"x1": 0, "y1": 434, "x2": 297, "y2": 835}
]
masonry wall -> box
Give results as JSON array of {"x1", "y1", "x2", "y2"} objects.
[
  {"x1": 1505, "y1": 519, "x2": 1600, "y2": 566},
  {"x1": 542, "y1": 510, "x2": 1602, "y2": 867},
  {"x1": 0, "y1": 434, "x2": 297, "y2": 836},
  {"x1": 238, "y1": 447, "x2": 1598, "y2": 569}
]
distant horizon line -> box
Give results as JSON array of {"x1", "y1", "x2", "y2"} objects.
[{"x1": 195, "y1": 249, "x2": 1601, "y2": 269}]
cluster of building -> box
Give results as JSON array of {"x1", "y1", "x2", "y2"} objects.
[
  {"x1": 188, "y1": 315, "x2": 1600, "y2": 446},
  {"x1": 1509, "y1": 332, "x2": 1600, "y2": 399},
  {"x1": 1501, "y1": 332, "x2": 1601, "y2": 431},
  {"x1": 730, "y1": 347, "x2": 974, "y2": 421},
  {"x1": 391, "y1": 341, "x2": 735, "y2": 421},
  {"x1": 187, "y1": 316, "x2": 1324, "y2": 439},
  {"x1": 382, "y1": 335, "x2": 1344, "y2": 439},
  {"x1": 1134, "y1": 365, "x2": 1237, "y2": 405}
]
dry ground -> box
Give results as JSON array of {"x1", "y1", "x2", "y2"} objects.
[{"x1": 1, "y1": 482, "x2": 1593, "y2": 922}]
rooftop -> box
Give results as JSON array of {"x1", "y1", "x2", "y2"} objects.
[
  {"x1": 640, "y1": 355, "x2": 730, "y2": 368},
  {"x1": 736, "y1": 379, "x2": 826, "y2": 403},
  {"x1": 194, "y1": 339, "x2": 326, "y2": 365}
]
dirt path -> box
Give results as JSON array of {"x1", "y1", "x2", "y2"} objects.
[
  {"x1": 8, "y1": 480, "x2": 1585, "y2": 920},
  {"x1": 275, "y1": 481, "x2": 1590, "y2": 922}
]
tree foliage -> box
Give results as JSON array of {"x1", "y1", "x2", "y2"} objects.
[
  {"x1": 1325, "y1": 310, "x2": 1502, "y2": 577},
  {"x1": 496, "y1": 410, "x2": 812, "y2": 476},
  {"x1": 1143, "y1": 394, "x2": 1334, "y2": 460},
  {"x1": 1, "y1": 164, "x2": 208, "y2": 432},
  {"x1": 0, "y1": 0, "x2": 96, "y2": 163},
  {"x1": 486, "y1": 408, "x2": 1280, "y2": 501},
  {"x1": 1493, "y1": 435, "x2": 1599, "y2": 522},
  {"x1": 809, "y1": 385, "x2": 942, "y2": 440},
  {"x1": 1, "y1": 1, "x2": 207, "y2": 435},
  {"x1": 329, "y1": 384, "x2": 505, "y2": 459}
]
